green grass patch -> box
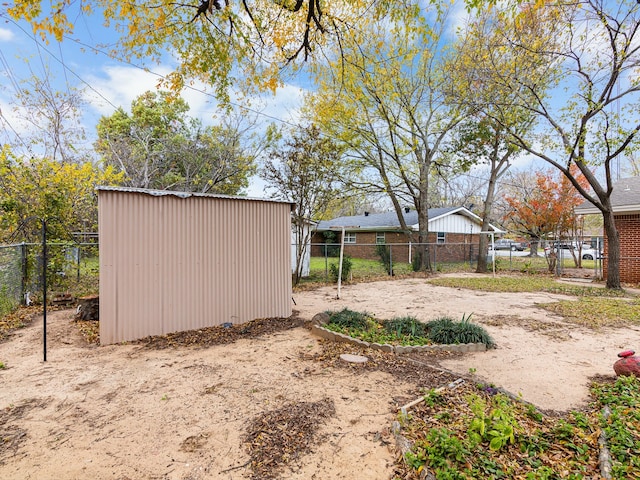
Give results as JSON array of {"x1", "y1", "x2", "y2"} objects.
[
  {"x1": 303, "y1": 257, "x2": 414, "y2": 284},
  {"x1": 324, "y1": 309, "x2": 431, "y2": 346},
  {"x1": 591, "y1": 375, "x2": 640, "y2": 477},
  {"x1": 427, "y1": 275, "x2": 626, "y2": 297},
  {"x1": 426, "y1": 316, "x2": 495, "y2": 348},
  {"x1": 0, "y1": 290, "x2": 18, "y2": 318},
  {"x1": 539, "y1": 297, "x2": 640, "y2": 328}
]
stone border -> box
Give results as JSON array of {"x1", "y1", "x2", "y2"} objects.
[{"x1": 309, "y1": 323, "x2": 487, "y2": 354}]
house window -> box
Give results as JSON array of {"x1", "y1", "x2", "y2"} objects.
[
  {"x1": 344, "y1": 232, "x2": 356, "y2": 244},
  {"x1": 376, "y1": 232, "x2": 386, "y2": 244},
  {"x1": 437, "y1": 232, "x2": 446, "y2": 244}
]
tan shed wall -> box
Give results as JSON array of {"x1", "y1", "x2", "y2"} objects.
[{"x1": 98, "y1": 190, "x2": 292, "y2": 345}]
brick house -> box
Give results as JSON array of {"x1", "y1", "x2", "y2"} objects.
[
  {"x1": 311, "y1": 206, "x2": 502, "y2": 264},
  {"x1": 576, "y1": 176, "x2": 640, "y2": 283}
]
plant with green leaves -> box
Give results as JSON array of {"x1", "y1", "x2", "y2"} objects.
[
  {"x1": 326, "y1": 308, "x2": 370, "y2": 331},
  {"x1": 383, "y1": 316, "x2": 425, "y2": 338},
  {"x1": 592, "y1": 375, "x2": 640, "y2": 478},
  {"x1": 329, "y1": 255, "x2": 353, "y2": 283},
  {"x1": 375, "y1": 244, "x2": 393, "y2": 275},
  {"x1": 426, "y1": 315, "x2": 495, "y2": 348},
  {"x1": 466, "y1": 393, "x2": 518, "y2": 451}
]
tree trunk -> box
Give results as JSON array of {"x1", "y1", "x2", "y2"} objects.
[
  {"x1": 476, "y1": 232, "x2": 489, "y2": 273},
  {"x1": 476, "y1": 170, "x2": 499, "y2": 273},
  {"x1": 602, "y1": 208, "x2": 621, "y2": 290},
  {"x1": 476, "y1": 142, "x2": 511, "y2": 273},
  {"x1": 529, "y1": 239, "x2": 541, "y2": 257},
  {"x1": 418, "y1": 159, "x2": 431, "y2": 271},
  {"x1": 76, "y1": 295, "x2": 99, "y2": 321}
]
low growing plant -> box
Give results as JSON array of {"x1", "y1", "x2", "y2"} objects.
[
  {"x1": 326, "y1": 308, "x2": 370, "y2": 331},
  {"x1": 426, "y1": 315, "x2": 495, "y2": 348},
  {"x1": 383, "y1": 316, "x2": 425, "y2": 338},
  {"x1": 592, "y1": 375, "x2": 640, "y2": 477},
  {"x1": 325, "y1": 310, "x2": 434, "y2": 346}
]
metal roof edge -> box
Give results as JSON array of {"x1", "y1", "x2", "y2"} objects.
[{"x1": 96, "y1": 186, "x2": 293, "y2": 205}]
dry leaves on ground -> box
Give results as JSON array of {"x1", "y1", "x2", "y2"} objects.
[
  {"x1": 0, "y1": 307, "x2": 41, "y2": 342},
  {"x1": 134, "y1": 314, "x2": 306, "y2": 349},
  {"x1": 243, "y1": 398, "x2": 336, "y2": 479}
]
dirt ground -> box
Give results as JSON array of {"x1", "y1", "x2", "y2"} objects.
[{"x1": 1, "y1": 276, "x2": 639, "y2": 479}]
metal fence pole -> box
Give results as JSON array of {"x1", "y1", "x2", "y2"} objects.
[
  {"x1": 20, "y1": 243, "x2": 27, "y2": 305},
  {"x1": 42, "y1": 219, "x2": 48, "y2": 362}
]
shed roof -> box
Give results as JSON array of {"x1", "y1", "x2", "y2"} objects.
[
  {"x1": 96, "y1": 186, "x2": 293, "y2": 206},
  {"x1": 575, "y1": 176, "x2": 640, "y2": 214}
]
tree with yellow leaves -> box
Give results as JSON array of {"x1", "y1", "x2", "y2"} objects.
[
  {"x1": 303, "y1": 5, "x2": 477, "y2": 271},
  {"x1": 0, "y1": 146, "x2": 122, "y2": 243},
  {"x1": 6, "y1": 0, "x2": 502, "y2": 102}
]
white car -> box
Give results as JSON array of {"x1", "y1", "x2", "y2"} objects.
[{"x1": 544, "y1": 242, "x2": 602, "y2": 260}]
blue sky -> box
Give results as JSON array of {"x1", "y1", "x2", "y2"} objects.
[
  {"x1": 1, "y1": 1, "x2": 637, "y2": 200},
  {"x1": 0, "y1": 9, "x2": 309, "y2": 195}
]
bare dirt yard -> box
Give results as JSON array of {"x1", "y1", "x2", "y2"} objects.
[{"x1": 1, "y1": 276, "x2": 639, "y2": 480}]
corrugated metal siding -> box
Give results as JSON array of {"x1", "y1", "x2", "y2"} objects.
[{"x1": 99, "y1": 190, "x2": 292, "y2": 345}]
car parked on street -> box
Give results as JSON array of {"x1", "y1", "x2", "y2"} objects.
[
  {"x1": 491, "y1": 239, "x2": 526, "y2": 251},
  {"x1": 544, "y1": 242, "x2": 602, "y2": 260}
]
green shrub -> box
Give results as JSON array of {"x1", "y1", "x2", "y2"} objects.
[
  {"x1": 426, "y1": 315, "x2": 495, "y2": 347},
  {"x1": 329, "y1": 255, "x2": 352, "y2": 282},
  {"x1": 327, "y1": 308, "x2": 369, "y2": 330},
  {"x1": 383, "y1": 316, "x2": 425, "y2": 337},
  {"x1": 375, "y1": 244, "x2": 393, "y2": 275}
]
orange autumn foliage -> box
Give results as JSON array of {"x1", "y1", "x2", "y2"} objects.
[{"x1": 504, "y1": 167, "x2": 589, "y2": 239}]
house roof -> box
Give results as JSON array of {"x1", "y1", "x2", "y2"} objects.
[
  {"x1": 316, "y1": 206, "x2": 503, "y2": 232},
  {"x1": 575, "y1": 176, "x2": 640, "y2": 215}
]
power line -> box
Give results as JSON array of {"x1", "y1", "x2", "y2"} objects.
[
  {"x1": 62, "y1": 36, "x2": 303, "y2": 128},
  {"x1": 4, "y1": 16, "x2": 120, "y2": 112}
]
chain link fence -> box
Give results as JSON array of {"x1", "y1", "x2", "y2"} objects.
[
  {"x1": 308, "y1": 240, "x2": 605, "y2": 282},
  {"x1": 0, "y1": 244, "x2": 27, "y2": 314},
  {"x1": 309, "y1": 242, "x2": 480, "y2": 282},
  {"x1": 0, "y1": 242, "x2": 99, "y2": 315}
]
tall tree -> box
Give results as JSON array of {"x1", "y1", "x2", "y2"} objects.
[
  {"x1": 447, "y1": 119, "x2": 517, "y2": 272},
  {"x1": 2, "y1": 61, "x2": 90, "y2": 163},
  {"x1": 503, "y1": 167, "x2": 589, "y2": 260},
  {"x1": 305, "y1": 7, "x2": 471, "y2": 271},
  {"x1": 450, "y1": 4, "x2": 560, "y2": 272},
  {"x1": 0, "y1": 146, "x2": 122, "y2": 243},
  {"x1": 94, "y1": 91, "x2": 255, "y2": 194},
  {"x1": 486, "y1": 0, "x2": 640, "y2": 289},
  {"x1": 260, "y1": 124, "x2": 344, "y2": 285}
]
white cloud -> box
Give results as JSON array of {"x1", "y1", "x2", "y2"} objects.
[
  {"x1": 82, "y1": 65, "x2": 175, "y2": 116},
  {"x1": 0, "y1": 99, "x2": 34, "y2": 142},
  {"x1": 0, "y1": 28, "x2": 15, "y2": 42}
]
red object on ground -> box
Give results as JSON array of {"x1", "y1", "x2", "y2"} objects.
[{"x1": 614, "y1": 350, "x2": 640, "y2": 377}]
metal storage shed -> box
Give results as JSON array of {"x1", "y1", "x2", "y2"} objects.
[{"x1": 98, "y1": 186, "x2": 292, "y2": 345}]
